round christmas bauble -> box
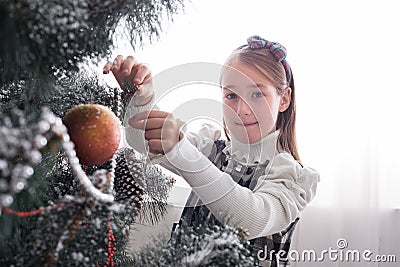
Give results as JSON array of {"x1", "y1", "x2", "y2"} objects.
[{"x1": 63, "y1": 104, "x2": 121, "y2": 166}]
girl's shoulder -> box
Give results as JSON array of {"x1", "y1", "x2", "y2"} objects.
[
  {"x1": 256, "y1": 151, "x2": 320, "y2": 203},
  {"x1": 269, "y1": 151, "x2": 320, "y2": 182}
]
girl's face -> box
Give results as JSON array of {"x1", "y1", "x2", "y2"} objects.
[{"x1": 221, "y1": 61, "x2": 290, "y2": 144}]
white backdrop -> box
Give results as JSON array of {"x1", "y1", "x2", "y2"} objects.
[{"x1": 111, "y1": 0, "x2": 400, "y2": 265}]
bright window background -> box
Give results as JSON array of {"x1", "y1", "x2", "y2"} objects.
[{"x1": 109, "y1": 0, "x2": 400, "y2": 209}]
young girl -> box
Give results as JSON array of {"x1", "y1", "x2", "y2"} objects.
[{"x1": 104, "y1": 35, "x2": 319, "y2": 266}]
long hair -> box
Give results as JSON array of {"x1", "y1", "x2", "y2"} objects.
[{"x1": 220, "y1": 47, "x2": 300, "y2": 162}]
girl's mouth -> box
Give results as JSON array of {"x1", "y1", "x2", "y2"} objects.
[{"x1": 236, "y1": 122, "x2": 258, "y2": 127}]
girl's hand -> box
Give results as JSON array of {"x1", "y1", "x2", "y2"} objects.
[
  {"x1": 103, "y1": 55, "x2": 153, "y2": 106},
  {"x1": 128, "y1": 110, "x2": 183, "y2": 154}
]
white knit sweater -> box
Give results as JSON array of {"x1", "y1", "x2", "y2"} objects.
[{"x1": 125, "y1": 99, "x2": 319, "y2": 240}]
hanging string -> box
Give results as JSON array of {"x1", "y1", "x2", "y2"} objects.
[{"x1": 0, "y1": 202, "x2": 66, "y2": 217}]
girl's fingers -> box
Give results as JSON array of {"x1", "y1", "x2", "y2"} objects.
[
  {"x1": 130, "y1": 110, "x2": 170, "y2": 122},
  {"x1": 134, "y1": 64, "x2": 151, "y2": 85},
  {"x1": 111, "y1": 55, "x2": 125, "y2": 71},
  {"x1": 148, "y1": 135, "x2": 179, "y2": 154},
  {"x1": 144, "y1": 118, "x2": 167, "y2": 130},
  {"x1": 103, "y1": 55, "x2": 154, "y2": 103},
  {"x1": 120, "y1": 56, "x2": 138, "y2": 76},
  {"x1": 103, "y1": 61, "x2": 113, "y2": 74},
  {"x1": 129, "y1": 117, "x2": 167, "y2": 130},
  {"x1": 103, "y1": 55, "x2": 127, "y2": 80},
  {"x1": 127, "y1": 109, "x2": 181, "y2": 154},
  {"x1": 128, "y1": 110, "x2": 168, "y2": 129},
  {"x1": 128, "y1": 111, "x2": 150, "y2": 128},
  {"x1": 144, "y1": 128, "x2": 162, "y2": 140},
  {"x1": 138, "y1": 73, "x2": 153, "y2": 98},
  {"x1": 147, "y1": 139, "x2": 164, "y2": 154}
]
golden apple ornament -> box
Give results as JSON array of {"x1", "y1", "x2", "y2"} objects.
[{"x1": 63, "y1": 104, "x2": 121, "y2": 166}]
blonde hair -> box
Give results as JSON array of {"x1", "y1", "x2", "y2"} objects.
[{"x1": 220, "y1": 47, "x2": 300, "y2": 162}]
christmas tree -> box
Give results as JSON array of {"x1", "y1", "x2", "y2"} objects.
[
  {"x1": 0, "y1": 0, "x2": 182, "y2": 266},
  {"x1": 0, "y1": 1, "x2": 254, "y2": 266}
]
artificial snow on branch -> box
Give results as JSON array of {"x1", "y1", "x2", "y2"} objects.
[
  {"x1": 0, "y1": 107, "x2": 115, "y2": 209},
  {"x1": 0, "y1": 0, "x2": 184, "y2": 87}
]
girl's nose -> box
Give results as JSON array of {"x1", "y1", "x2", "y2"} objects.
[{"x1": 237, "y1": 98, "x2": 252, "y2": 115}]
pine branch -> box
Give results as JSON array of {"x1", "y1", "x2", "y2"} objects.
[
  {"x1": 136, "y1": 197, "x2": 168, "y2": 226},
  {"x1": 0, "y1": 0, "x2": 185, "y2": 99},
  {"x1": 44, "y1": 202, "x2": 87, "y2": 266},
  {"x1": 0, "y1": 0, "x2": 188, "y2": 265},
  {"x1": 113, "y1": 148, "x2": 174, "y2": 226},
  {"x1": 133, "y1": 219, "x2": 254, "y2": 267}
]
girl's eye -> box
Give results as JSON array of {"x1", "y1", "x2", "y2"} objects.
[
  {"x1": 225, "y1": 93, "x2": 237, "y2": 99},
  {"x1": 252, "y1": 91, "x2": 264, "y2": 98}
]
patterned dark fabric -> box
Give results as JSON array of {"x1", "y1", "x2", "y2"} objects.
[
  {"x1": 238, "y1": 35, "x2": 292, "y2": 85},
  {"x1": 173, "y1": 140, "x2": 300, "y2": 266}
]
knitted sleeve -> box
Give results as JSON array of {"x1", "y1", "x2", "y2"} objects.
[{"x1": 158, "y1": 136, "x2": 319, "y2": 239}]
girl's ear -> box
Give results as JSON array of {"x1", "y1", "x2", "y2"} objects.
[{"x1": 279, "y1": 87, "x2": 292, "y2": 112}]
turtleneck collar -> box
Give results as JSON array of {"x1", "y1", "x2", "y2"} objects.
[{"x1": 223, "y1": 130, "x2": 280, "y2": 165}]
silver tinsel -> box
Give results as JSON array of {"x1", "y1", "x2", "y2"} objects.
[
  {"x1": 0, "y1": 109, "x2": 47, "y2": 207},
  {"x1": 0, "y1": 108, "x2": 115, "y2": 209}
]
